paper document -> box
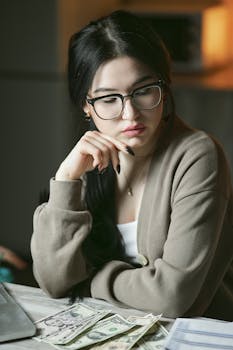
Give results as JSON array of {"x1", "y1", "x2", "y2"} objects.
[{"x1": 164, "y1": 317, "x2": 233, "y2": 350}]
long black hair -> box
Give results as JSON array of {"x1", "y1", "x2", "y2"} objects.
[
  {"x1": 67, "y1": 10, "x2": 174, "y2": 296},
  {"x1": 68, "y1": 10, "x2": 173, "y2": 115}
]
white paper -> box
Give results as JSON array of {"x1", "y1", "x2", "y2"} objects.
[{"x1": 164, "y1": 317, "x2": 233, "y2": 350}]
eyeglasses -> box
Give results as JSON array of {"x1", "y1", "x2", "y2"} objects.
[{"x1": 86, "y1": 80, "x2": 164, "y2": 120}]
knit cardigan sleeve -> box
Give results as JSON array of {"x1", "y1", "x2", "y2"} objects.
[{"x1": 31, "y1": 178, "x2": 92, "y2": 297}]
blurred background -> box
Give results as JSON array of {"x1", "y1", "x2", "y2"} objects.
[{"x1": 0, "y1": 0, "x2": 232, "y2": 286}]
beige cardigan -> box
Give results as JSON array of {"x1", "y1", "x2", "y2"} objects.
[{"x1": 31, "y1": 117, "x2": 233, "y2": 320}]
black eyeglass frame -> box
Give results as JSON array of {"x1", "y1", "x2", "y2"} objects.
[{"x1": 86, "y1": 79, "x2": 165, "y2": 120}]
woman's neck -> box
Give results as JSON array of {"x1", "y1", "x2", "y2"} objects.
[
  {"x1": 115, "y1": 151, "x2": 152, "y2": 224},
  {"x1": 119, "y1": 151, "x2": 152, "y2": 175}
]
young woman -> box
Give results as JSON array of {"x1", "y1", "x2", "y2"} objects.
[{"x1": 31, "y1": 10, "x2": 233, "y2": 320}]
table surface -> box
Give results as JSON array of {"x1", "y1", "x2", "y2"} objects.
[{"x1": 0, "y1": 283, "x2": 173, "y2": 349}]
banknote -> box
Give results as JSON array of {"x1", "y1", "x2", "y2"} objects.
[
  {"x1": 35, "y1": 302, "x2": 109, "y2": 345},
  {"x1": 54, "y1": 314, "x2": 136, "y2": 350},
  {"x1": 81, "y1": 298, "x2": 112, "y2": 313},
  {"x1": 134, "y1": 322, "x2": 169, "y2": 350},
  {"x1": 127, "y1": 314, "x2": 162, "y2": 326},
  {"x1": 91, "y1": 314, "x2": 162, "y2": 350}
]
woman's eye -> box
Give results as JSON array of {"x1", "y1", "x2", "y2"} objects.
[
  {"x1": 135, "y1": 87, "x2": 153, "y2": 96},
  {"x1": 101, "y1": 97, "x2": 118, "y2": 104}
]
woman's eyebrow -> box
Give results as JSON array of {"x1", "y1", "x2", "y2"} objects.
[
  {"x1": 132, "y1": 75, "x2": 155, "y2": 86},
  {"x1": 93, "y1": 75, "x2": 154, "y2": 94},
  {"x1": 93, "y1": 87, "x2": 117, "y2": 94}
]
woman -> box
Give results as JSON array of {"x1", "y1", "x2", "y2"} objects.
[{"x1": 31, "y1": 10, "x2": 233, "y2": 320}]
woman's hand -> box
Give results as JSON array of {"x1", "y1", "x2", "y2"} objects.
[{"x1": 55, "y1": 131, "x2": 130, "y2": 181}]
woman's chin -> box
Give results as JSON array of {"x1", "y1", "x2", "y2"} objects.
[{"x1": 125, "y1": 137, "x2": 145, "y2": 148}]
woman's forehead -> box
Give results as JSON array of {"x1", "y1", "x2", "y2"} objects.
[{"x1": 89, "y1": 56, "x2": 156, "y2": 94}]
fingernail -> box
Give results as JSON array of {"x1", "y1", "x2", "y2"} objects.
[
  {"x1": 116, "y1": 164, "x2": 121, "y2": 174},
  {"x1": 126, "y1": 146, "x2": 135, "y2": 156}
]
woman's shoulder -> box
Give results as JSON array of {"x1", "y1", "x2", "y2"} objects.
[
  {"x1": 170, "y1": 116, "x2": 228, "y2": 161},
  {"x1": 159, "y1": 116, "x2": 232, "y2": 197}
]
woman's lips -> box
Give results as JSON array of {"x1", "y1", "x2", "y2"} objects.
[{"x1": 122, "y1": 124, "x2": 146, "y2": 137}]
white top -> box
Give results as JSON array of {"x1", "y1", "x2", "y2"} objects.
[{"x1": 117, "y1": 221, "x2": 138, "y2": 260}]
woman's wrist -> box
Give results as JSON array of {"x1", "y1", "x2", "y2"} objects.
[
  {"x1": 55, "y1": 166, "x2": 71, "y2": 181},
  {"x1": 55, "y1": 165, "x2": 82, "y2": 181},
  {"x1": 55, "y1": 159, "x2": 86, "y2": 181}
]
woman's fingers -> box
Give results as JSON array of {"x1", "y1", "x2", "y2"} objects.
[
  {"x1": 56, "y1": 130, "x2": 133, "y2": 180},
  {"x1": 91, "y1": 131, "x2": 131, "y2": 155},
  {"x1": 84, "y1": 130, "x2": 135, "y2": 172},
  {"x1": 83, "y1": 132, "x2": 120, "y2": 172}
]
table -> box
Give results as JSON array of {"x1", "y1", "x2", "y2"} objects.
[{"x1": 0, "y1": 283, "x2": 173, "y2": 349}]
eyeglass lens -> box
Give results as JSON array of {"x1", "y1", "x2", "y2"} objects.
[{"x1": 93, "y1": 85, "x2": 161, "y2": 120}]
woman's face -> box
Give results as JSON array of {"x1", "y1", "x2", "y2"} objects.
[{"x1": 84, "y1": 56, "x2": 164, "y2": 155}]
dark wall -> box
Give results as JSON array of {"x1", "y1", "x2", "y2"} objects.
[
  {"x1": 173, "y1": 85, "x2": 233, "y2": 176},
  {"x1": 0, "y1": 0, "x2": 73, "y2": 258}
]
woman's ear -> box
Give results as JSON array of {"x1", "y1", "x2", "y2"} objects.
[
  {"x1": 82, "y1": 103, "x2": 92, "y2": 122},
  {"x1": 85, "y1": 110, "x2": 91, "y2": 118},
  {"x1": 83, "y1": 102, "x2": 92, "y2": 117}
]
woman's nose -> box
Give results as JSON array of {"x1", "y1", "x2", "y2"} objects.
[{"x1": 121, "y1": 98, "x2": 140, "y2": 120}]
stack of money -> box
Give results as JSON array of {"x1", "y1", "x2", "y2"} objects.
[{"x1": 34, "y1": 301, "x2": 168, "y2": 350}]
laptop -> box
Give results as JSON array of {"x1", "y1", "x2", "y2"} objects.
[{"x1": 0, "y1": 283, "x2": 36, "y2": 342}]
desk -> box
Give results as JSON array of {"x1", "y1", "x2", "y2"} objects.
[{"x1": 1, "y1": 283, "x2": 173, "y2": 350}]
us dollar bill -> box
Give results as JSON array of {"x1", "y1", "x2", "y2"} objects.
[
  {"x1": 35, "y1": 302, "x2": 109, "y2": 345},
  {"x1": 54, "y1": 314, "x2": 136, "y2": 350},
  {"x1": 81, "y1": 298, "x2": 113, "y2": 313},
  {"x1": 134, "y1": 322, "x2": 169, "y2": 349},
  {"x1": 91, "y1": 314, "x2": 162, "y2": 350}
]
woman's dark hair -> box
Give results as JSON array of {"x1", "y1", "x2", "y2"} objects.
[
  {"x1": 68, "y1": 10, "x2": 173, "y2": 115},
  {"x1": 67, "y1": 10, "x2": 174, "y2": 297}
]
